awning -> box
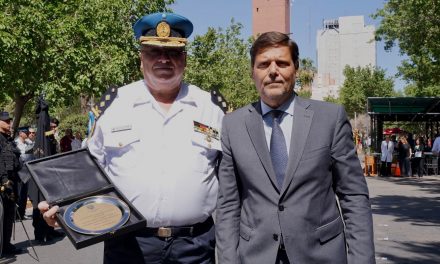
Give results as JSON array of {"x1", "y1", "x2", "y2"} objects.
[{"x1": 367, "y1": 97, "x2": 440, "y2": 122}]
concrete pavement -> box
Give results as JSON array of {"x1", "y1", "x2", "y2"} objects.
[
  {"x1": 2, "y1": 175, "x2": 440, "y2": 264},
  {"x1": 370, "y1": 175, "x2": 440, "y2": 264}
]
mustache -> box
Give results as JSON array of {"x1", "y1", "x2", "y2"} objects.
[{"x1": 153, "y1": 64, "x2": 173, "y2": 70}]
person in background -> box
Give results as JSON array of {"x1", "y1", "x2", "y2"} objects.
[
  {"x1": 39, "y1": 12, "x2": 224, "y2": 264},
  {"x1": 432, "y1": 134, "x2": 440, "y2": 155},
  {"x1": 14, "y1": 127, "x2": 34, "y2": 220},
  {"x1": 397, "y1": 136, "x2": 412, "y2": 177},
  {"x1": 432, "y1": 134, "x2": 440, "y2": 173},
  {"x1": 59, "y1": 128, "x2": 74, "y2": 152},
  {"x1": 70, "y1": 131, "x2": 83, "y2": 151},
  {"x1": 45, "y1": 118, "x2": 60, "y2": 154},
  {"x1": 380, "y1": 135, "x2": 394, "y2": 177},
  {"x1": 0, "y1": 112, "x2": 23, "y2": 255},
  {"x1": 412, "y1": 138, "x2": 425, "y2": 178}
]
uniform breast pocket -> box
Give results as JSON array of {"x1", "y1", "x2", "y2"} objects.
[
  {"x1": 103, "y1": 132, "x2": 140, "y2": 168},
  {"x1": 191, "y1": 133, "x2": 220, "y2": 173}
]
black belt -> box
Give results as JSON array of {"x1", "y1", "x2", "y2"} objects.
[{"x1": 138, "y1": 217, "x2": 213, "y2": 238}]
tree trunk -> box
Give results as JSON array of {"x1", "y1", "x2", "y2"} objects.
[
  {"x1": 80, "y1": 94, "x2": 91, "y2": 114},
  {"x1": 12, "y1": 92, "x2": 33, "y2": 135}
]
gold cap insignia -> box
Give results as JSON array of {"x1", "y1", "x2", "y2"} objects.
[{"x1": 156, "y1": 21, "x2": 171, "y2": 38}]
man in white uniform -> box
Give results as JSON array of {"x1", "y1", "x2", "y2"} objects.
[{"x1": 39, "y1": 12, "x2": 224, "y2": 264}]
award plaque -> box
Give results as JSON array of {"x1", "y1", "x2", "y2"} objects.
[
  {"x1": 26, "y1": 148, "x2": 146, "y2": 249},
  {"x1": 64, "y1": 196, "x2": 130, "y2": 235}
]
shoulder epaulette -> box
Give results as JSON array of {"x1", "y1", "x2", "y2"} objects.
[
  {"x1": 88, "y1": 85, "x2": 118, "y2": 138},
  {"x1": 210, "y1": 88, "x2": 229, "y2": 114},
  {"x1": 92, "y1": 85, "x2": 119, "y2": 121}
]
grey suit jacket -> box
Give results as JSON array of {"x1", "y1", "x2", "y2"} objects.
[{"x1": 216, "y1": 96, "x2": 375, "y2": 264}]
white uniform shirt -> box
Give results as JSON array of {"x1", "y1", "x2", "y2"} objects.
[{"x1": 88, "y1": 80, "x2": 223, "y2": 227}]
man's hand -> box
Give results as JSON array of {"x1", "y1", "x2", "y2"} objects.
[{"x1": 38, "y1": 201, "x2": 60, "y2": 228}]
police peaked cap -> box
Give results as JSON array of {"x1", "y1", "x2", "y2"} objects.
[
  {"x1": 133, "y1": 12, "x2": 193, "y2": 47},
  {"x1": 0, "y1": 111, "x2": 12, "y2": 121}
]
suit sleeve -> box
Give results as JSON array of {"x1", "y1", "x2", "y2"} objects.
[
  {"x1": 330, "y1": 106, "x2": 375, "y2": 264},
  {"x1": 216, "y1": 116, "x2": 241, "y2": 264}
]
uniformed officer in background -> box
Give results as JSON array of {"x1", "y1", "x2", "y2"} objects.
[
  {"x1": 0, "y1": 112, "x2": 23, "y2": 256},
  {"x1": 39, "y1": 12, "x2": 224, "y2": 264}
]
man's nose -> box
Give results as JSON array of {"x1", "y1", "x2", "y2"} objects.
[
  {"x1": 158, "y1": 51, "x2": 171, "y2": 62},
  {"x1": 268, "y1": 62, "x2": 278, "y2": 77}
]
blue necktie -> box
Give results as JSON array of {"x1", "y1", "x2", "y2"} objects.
[{"x1": 269, "y1": 110, "x2": 288, "y2": 188}]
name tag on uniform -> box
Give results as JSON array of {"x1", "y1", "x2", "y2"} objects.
[
  {"x1": 193, "y1": 121, "x2": 219, "y2": 143},
  {"x1": 111, "y1": 125, "x2": 132, "y2": 133}
]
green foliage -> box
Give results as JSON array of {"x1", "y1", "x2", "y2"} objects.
[
  {"x1": 185, "y1": 21, "x2": 258, "y2": 110},
  {"x1": 323, "y1": 95, "x2": 339, "y2": 104},
  {"x1": 404, "y1": 83, "x2": 440, "y2": 97},
  {"x1": 0, "y1": 0, "x2": 173, "y2": 127},
  {"x1": 58, "y1": 114, "x2": 88, "y2": 138},
  {"x1": 339, "y1": 66, "x2": 395, "y2": 117},
  {"x1": 373, "y1": 0, "x2": 440, "y2": 90},
  {"x1": 296, "y1": 58, "x2": 316, "y2": 91},
  {"x1": 297, "y1": 90, "x2": 312, "y2": 99}
]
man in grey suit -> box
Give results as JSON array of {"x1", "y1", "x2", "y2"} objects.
[{"x1": 216, "y1": 32, "x2": 375, "y2": 264}]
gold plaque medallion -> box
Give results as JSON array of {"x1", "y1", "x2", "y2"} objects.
[
  {"x1": 64, "y1": 196, "x2": 130, "y2": 235},
  {"x1": 156, "y1": 22, "x2": 171, "y2": 37}
]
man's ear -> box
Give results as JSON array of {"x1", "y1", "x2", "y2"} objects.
[
  {"x1": 183, "y1": 51, "x2": 187, "y2": 67},
  {"x1": 140, "y1": 55, "x2": 144, "y2": 72}
]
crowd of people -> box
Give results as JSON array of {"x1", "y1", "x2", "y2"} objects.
[
  {"x1": 380, "y1": 133, "x2": 440, "y2": 177},
  {"x1": 0, "y1": 113, "x2": 87, "y2": 258}
]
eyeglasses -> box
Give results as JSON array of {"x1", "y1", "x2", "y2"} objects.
[
  {"x1": 141, "y1": 48, "x2": 185, "y2": 60},
  {"x1": 29, "y1": 132, "x2": 36, "y2": 134}
]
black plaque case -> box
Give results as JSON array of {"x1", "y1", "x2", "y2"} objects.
[{"x1": 25, "y1": 148, "x2": 146, "y2": 249}]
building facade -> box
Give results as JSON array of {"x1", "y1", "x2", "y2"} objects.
[
  {"x1": 313, "y1": 16, "x2": 376, "y2": 100},
  {"x1": 253, "y1": 0, "x2": 290, "y2": 37}
]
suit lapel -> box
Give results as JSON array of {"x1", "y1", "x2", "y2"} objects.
[
  {"x1": 281, "y1": 97, "x2": 313, "y2": 195},
  {"x1": 245, "y1": 102, "x2": 279, "y2": 190}
]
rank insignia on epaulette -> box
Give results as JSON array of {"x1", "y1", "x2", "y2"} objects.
[
  {"x1": 193, "y1": 121, "x2": 219, "y2": 144},
  {"x1": 210, "y1": 88, "x2": 229, "y2": 114},
  {"x1": 88, "y1": 85, "x2": 119, "y2": 138}
]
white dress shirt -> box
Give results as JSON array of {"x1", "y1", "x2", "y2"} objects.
[
  {"x1": 88, "y1": 80, "x2": 223, "y2": 227},
  {"x1": 261, "y1": 95, "x2": 295, "y2": 155}
]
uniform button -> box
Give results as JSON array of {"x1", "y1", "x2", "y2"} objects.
[
  {"x1": 278, "y1": 205, "x2": 284, "y2": 211},
  {"x1": 273, "y1": 234, "x2": 279, "y2": 241}
]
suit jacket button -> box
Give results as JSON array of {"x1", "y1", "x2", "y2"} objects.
[
  {"x1": 273, "y1": 234, "x2": 279, "y2": 241},
  {"x1": 278, "y1": 205, "x2": 284, "y2": 211}
]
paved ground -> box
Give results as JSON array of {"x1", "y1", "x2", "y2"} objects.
[
  {"x1": 2, "y1": 175, "x2": 439, "y2": 264},
  {"x1": 370, "y1": 175, "x2": 440, "y2": 264}
]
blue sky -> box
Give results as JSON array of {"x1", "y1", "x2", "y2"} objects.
[{"x1": 171, "y1": 0, "x2": 407, "y2": 91}]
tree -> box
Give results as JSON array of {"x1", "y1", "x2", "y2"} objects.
[
  {"x1": 0, "y1": 0, "x2": 173, "y2": 130},
  {"x1": 185, "y1": 21, "x2": 258, "y2": 110},
  {"x1": 373, "y1": 0, "x2": 440, "y2": 91},
  {"x1": 339, "y1": 66, "x2": 394, "y2": 117},
  {"x1": 404, "y1": 83, "x2": 440, "y2": 97},
  {"x1": 296, "y1": 58, "x2": 316, "y2": 92}
]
